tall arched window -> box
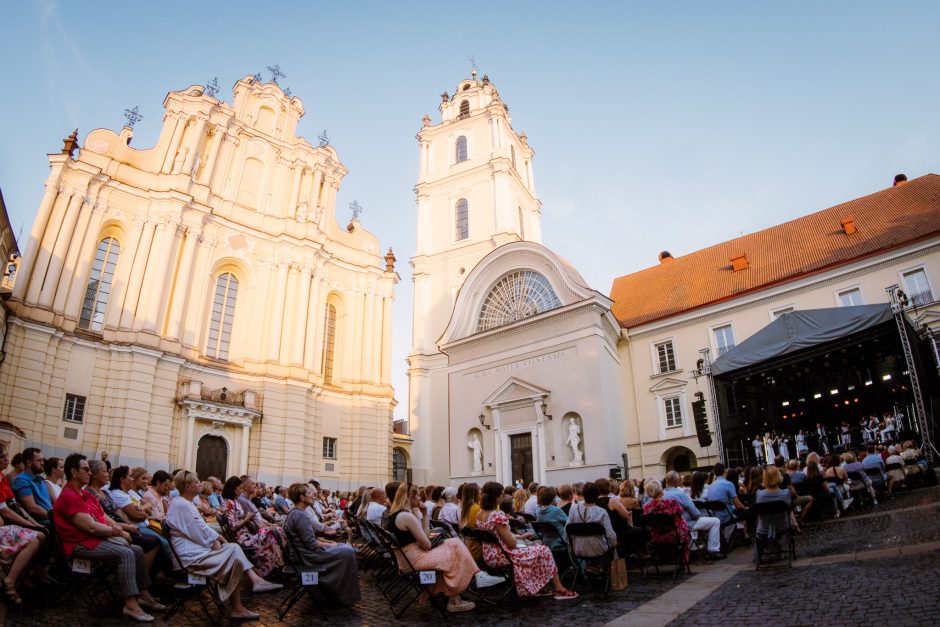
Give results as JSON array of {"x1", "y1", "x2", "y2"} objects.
[
  {"x1": 477, "y1": 270, "x2": 562, "y2": 332},
  {"x1": 78, "y1": 237, "x2": 121, "y2": 332},
  {"x1": 206, "y1": 273, "x2": 238, "y2": 360},
  {"x1": 455, "y1": 136, "x2": 468, "y2": 163},
  {"x1": 321, "y1": 303, "x2": 337, "y2": 385},
  {"x1": 511, "y1": 145, "x2": 517, "y2": 169},
  {"x1": 459, "y1": 100, "x2": 470, "y2": 118},
  {"x1": 455, "y1": 198, "x2": 469, "y2": 241},
  {"x1": 517, "y1": 206, "x2": 525, "y2": 239}
]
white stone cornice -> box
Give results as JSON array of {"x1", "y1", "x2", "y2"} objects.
[{"x1": 177, "y1": 398, "x2": 261, "y2": 427}]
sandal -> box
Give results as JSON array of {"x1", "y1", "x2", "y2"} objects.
[
  {"x1": 3, "y1": 578, "x2": 22, "y2": 605},
  {"x1": 553, "y1": 588, "x2": 579, "y2": 600}
]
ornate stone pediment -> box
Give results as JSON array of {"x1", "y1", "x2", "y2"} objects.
[
  {"x1": 483, "y1": 377, "x2": 549, "y2": 409},
  {"x1": 648, "y1": 377, "x2": 688, "y2": 393},
  {"x1": 178, "y1": 398, "x2": 262, "y2": 428}
]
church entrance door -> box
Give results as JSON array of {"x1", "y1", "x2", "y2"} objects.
[
  {"x1": 196, "y1": 435, "x2": 228, "y2": 480},
  {"x1": 510, "y1": 433, "x2": 534, "y2": 486}
]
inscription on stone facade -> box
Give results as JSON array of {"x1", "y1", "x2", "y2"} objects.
[{"x1": 469, "y1": 348, "x2": 575, "y2": 379}]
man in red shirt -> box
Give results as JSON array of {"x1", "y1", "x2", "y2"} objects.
[{"x1": 54, "y1": 453, "x2": 165, "y2": 622}]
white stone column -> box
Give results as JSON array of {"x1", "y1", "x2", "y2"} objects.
[
  {"x1": 38, "y1": 192, "x2": 85, "y2": 308},
  {"x1": 309, "y1": 278, "x2": 328, "y2": 373},
  {"x1": 350, "y1": 289, "x2": 365, "y2": 380},
  {"x1": 287, "y1": 163, "x2": 303, "y2": 215},
  {"x1": 198, "y1": 127, "x2": 224, "y2": 185},
  {"x1": 240, "y1": 425, "x2": 250, "y2": 475},
  {"x1": 52, "y1": 195, "x2": 95, "y2": 313},
  {"x1": 380, "y1": 294, "x2": 392, "y2": 384},
  {"x1": 161, "y1": 115, "x2": 186, "y2": 173},
  {"x1": 62, "y1": 208, "x2": 107, "y2": 320},
  {"x1": 291, "y1": 266, "x2": 312, "y2": 367},
  {"x1": 165, "y1": 227, "x2": 199, "y2": 340},
  {"x1": 119, "y1": 220, "x2": 156, "y2": 328},
  {"x1": 181, "y1": 236, "x2": 214, "y2": 350},
  {"x1": 184, "y1": 414, "x2": 196, "y2": 469},
  {"x1": 266, "y1": 262, "x2": 289, "y2": 362},
  {"x1": 182, "y1": 116, "x2": 207, "y2": 173},
  {"x1": 279, "y1": 264, "x2": 299, "y2": 365},
  {"x1": 362, "y1": 291, "x2": 376, "y2": 383},
  {"x1": 139, "y1": 222, "x2": 177, "y2": 333},
  {"x1": 26, "y1": 190, "x2": 74, "y2": 304},
  {"x1": 13, "y1": 184, "x2": 60, "y2": 301},
  {"x1": 310, "y1": 168, "x2": 323, "y2": 210},
  {"x1": 209, "y1": 134, "x2": 236, "y2": 190}
]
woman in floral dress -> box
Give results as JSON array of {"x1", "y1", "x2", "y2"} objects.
[
  {"x1": 221, "y1": 476, "x2": 284, "y2": 577},
  {"x1": 642, "y1": 479, "x2": 690, "y2": 564},
  {"x1": 0, "y1": 507, "x2": 44, "y2": 604},
  {"x1": 476, "y1": 482, "x2": 577, "y2": 599}
]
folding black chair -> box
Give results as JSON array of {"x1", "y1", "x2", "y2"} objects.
[
  {"x1": 846, "y1": 470, "x2": 874, "y2": 507},
  {"x1": 370, "y1": 524, "x2": 448, "y2": 619},
  {"x1": 160, "y1": 521, "x2": 225, "y2": 623},
  {"x1": 637, "y1": 513, "x2": 691, "y2": 580},
  {"x1": 565, "y1": 522, "x2": 615, "y2": 596},
  {"x1": 864, "y1": 467, "x2": 888, "y2": 498},
  {"x1": 751, "y1": 500, "x2": 796, "y2": 569},
  {"x1": 430, "y1": 518, "x2": 458, "y2": 538},
  {"x1": 530, "y1": 521, "x2": 574, "y2": 582},
  {"x1": 48, "y1": 510, "x2": 119, "y2": 614},
  {"x1": 702, "y1": 500, "x2": 745, "y2": 550},
  {"x1": 458, "y1": 526, "x2": 515, "y2": 601},
  {"x1": 277, "y1": 529, "x2": 327, "y2": 620}
]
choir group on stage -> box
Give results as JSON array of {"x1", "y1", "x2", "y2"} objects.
[{"x1": 751, "y1": 410, "x2": 906, "y2": 464}]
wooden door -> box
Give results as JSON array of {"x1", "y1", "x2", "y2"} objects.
[
  {"x1": 196, "y1": 435, "x2": 228, "y2": 480},
  {"x1": 510, "y1": 432, "x2": 533, "y2": 487}
]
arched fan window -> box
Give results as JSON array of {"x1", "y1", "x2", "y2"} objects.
[
  {"x1": 78, "y1": 237, "x2": 121, "y2": 332},
  {"x1": 455, "y1": 136, "x2": 468, "y2": 163},
  {"x1": 477, "y1": 270, "x2": 562, "y2": 332}
]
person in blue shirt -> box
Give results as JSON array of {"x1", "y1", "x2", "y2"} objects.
[
  {"x1": 11, "y1": 448, "x2": 53, "y2": 525},
  {"x1": 663, "y1": 471, "x2": 724, "y2": 558},
  {"x1": 860, "y1": 445, "x2": 887, "y2": 490},
  {"x1": 707, "y1": 464, "x2": 747, "y2": 532}
]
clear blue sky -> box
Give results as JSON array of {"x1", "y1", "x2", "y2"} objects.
[{"x1": 2, "y1": 1, "x2": 938, "y2": 420}]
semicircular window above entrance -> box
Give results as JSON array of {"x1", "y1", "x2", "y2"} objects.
[{"x1": 477, "y1": 270, "x2": 562, "y2": 332}]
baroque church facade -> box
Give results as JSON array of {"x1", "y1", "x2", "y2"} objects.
[
  {"x1": 408, "y1": 73, "x2": 940, "y2": 485},
  {"x1": 1, "y1": 76, "x2": 398, "y2": 488}
]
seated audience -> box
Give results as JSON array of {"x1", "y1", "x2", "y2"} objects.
[
  {"x1": 557, "y1": 484, "x2": 574, "y2": 516},
  {"x1": 885, "y1": 446, "x2": 905, "y2": 495},
  {"x1": 663, "y1": 471, "x2": 723, "y2": 559},
  {"x1": 273, "y1": 486, "x2": 292, "y2": 516},
  {"x1": 43, "y1": 457, "x2": 64, "y2": 504},
  {"x1": 707, "y1": 464, "x2": 748, "y2": 534},
  {"x1": 142, "y1": 470, "x2": 172, "y2": 526},
  {"x1": 284, "y1": 483, "x2": 360, "y2": 606},
  {"x1": 167, "y1": 470, "x2": 281, "y2": 620},
  {"x1": 365, "y1": 487, "x2": 388, "y2": 524},
  {"x1": 535, "y1": 486, "x2": 567, "y2": 551},
  {"x1": 689, "y1": 471, "x2": 708, "y2": 501},
  {"x1": 478, "y1": 481, "x2": 576, "y2": 599},
  {"x1": 0, "y1": 495, "x2": 45, "y2": 604},
  {"x1": 386, "y1": 483, "x2": 489, "y2": 612},
  {"x1": 439, "y1": 487, "x2": 460, "y2": 525},
  {"x1": 221, "y1": 476, "x2": 285, "y2": 577},
  {"x1": 457, "y1": 482, "x2": 483, "y2": 561},
  {"x1": 12, "y1": 448, "x2": 52, "y2": 526},
  {"x1": 642, "y1": 479, "x2": 690, "y2": 565},
  {"x1": 54, "y1": 453, "x2": 164, "y2": 622},
  {"x1": 755, "y1": 467, "x2": 792, "y2": 542},
  {"x1": 566, "y1": 481, "x2": 617, "y2": 558},
  {"x1": 523, "y1": 482, "x2": 539, "y2": 518}
]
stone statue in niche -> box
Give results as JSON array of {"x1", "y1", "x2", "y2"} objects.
[
  {"x1": 467, "y1": 433, "x2": 483, "y2": 474},
  {"x1": 567, "y1": 416, "x2": 584, "y2": 464},
  {"x1": 173, "y1": 147, "x2": 188, "y2": 174}
]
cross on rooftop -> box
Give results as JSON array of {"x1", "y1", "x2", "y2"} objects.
[
  {"x1": 123, "y1": 106, "x2": 143, "y2": 128},
  {"x1": 349, "y1": 200, "x2": 363, "y2": 220},
  {"x1": 318, "y1": 129, "x2": 330, "y2": 147},
  {"x1": 267, "y1": 64, "x2": 286, "y2": 84},
  {"x1": 205, "y1": 77, "x2": 219, "y2": 98}
]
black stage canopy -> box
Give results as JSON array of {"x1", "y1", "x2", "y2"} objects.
[{"x1": 709, "y1": 305, "x2": 935, "y2": 466}]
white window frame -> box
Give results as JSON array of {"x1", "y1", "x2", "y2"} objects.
[
  {"x1": 834, "y1": 285, "x2": 864, "y2": 307},
  {"x1": 62, "y1": 393, "x2": 87, "y2": 424},
  {"x1": 454, "y1": 198, "x2": 469, "y2": 241},
  {"x1": 322, "y1": 436, "x2": 337, "y2": 460},
  {"x1": 651, "y1": 338, "x2": 679, "y2": 375},
  {"x1": 454, "y1": 135, "x2": 468, "y2": 164},
  {"x1": 769, "y1": 304, "x2": 795, "y2": 321},
  {"x1": 899, "y1": 265, "x2": 934, "y2": 306},
  {"x1": 663, "y1": 395, "x2": 683, "y2": 429},
  {"x1": 709, "y1": 322, "x2": 736, "y2": 357}
]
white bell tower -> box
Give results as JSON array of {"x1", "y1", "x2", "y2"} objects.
[{"x1": 408, "y1": 72, "x2": 542, "y2": 483}]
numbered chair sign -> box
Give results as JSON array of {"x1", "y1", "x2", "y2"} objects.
[
  {"x1": 71, "y1": 558, "x2": 92, "y2": 574},
  {"x1": 188, "y1": 573, "x2": 207, "y2": 585},
  {"x1": 301, "y1": 570, "x2": 319, "y2": 586},
  {"x1": 419, "y1": 571, "x2": 437, "y2": 584}
]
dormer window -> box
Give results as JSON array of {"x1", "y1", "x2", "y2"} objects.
[
  {"x1": 459, "y1": 100, "x2": 470, "y2": 119},
  {"x1": 455, "y1": 136, "x2": 468, "y2": 163}
]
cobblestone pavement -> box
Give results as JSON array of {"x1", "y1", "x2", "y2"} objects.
[
  {"x1": 668, "y1": 550, "x2": 940, "y2": 627},
  {"x1": 4, "y1": 484, "x2": 938, "y2": 626}
]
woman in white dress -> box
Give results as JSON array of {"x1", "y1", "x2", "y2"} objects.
[
  {"x1": 42, "y1": 457, "x2": 64, "y2": 503},
  {"x1": 166, "y1": 471, "x2": 282, "y2": 620},
  {"x1": 795, "y1": 431, "x2": 808, "y2": 457},
  {"x1": 778, "y1": 435, "x2": 790, "y2": 462},
  {"x1": 763, "y1": 433, "x2": 775, "y2": 464}
]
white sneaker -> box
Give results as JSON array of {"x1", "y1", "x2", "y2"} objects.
[
  {"x1": 474, "y1": 571, "x2": 506, "y2": 588},
  {"x1": 842, "y1": 497, "x2": 853, "y2": 510}
]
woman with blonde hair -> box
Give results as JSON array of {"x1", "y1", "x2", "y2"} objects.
[
  {"x1": 642, "y1": 479, "x2": 690, "y2": 564},
  {"x1": 511, "y1": 489, "x2": 529, "y2": 514},
  {"x1": 387, "y1": 483, "x2": 496, "y2": 612},
  {"x1": 457, "y1": 482, "x2": 482, "y2": 561}
]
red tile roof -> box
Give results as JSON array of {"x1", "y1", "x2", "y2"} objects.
[{"x1": 610, "y1": 174, "x2": 940, "y2": 328}]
